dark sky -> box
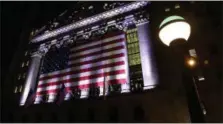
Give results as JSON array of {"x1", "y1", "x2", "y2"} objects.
[
  {"x1": 1, "y1": 2, "x2": 222, "y2": 82},
  {"x1": 1, "y1": 2, "x2": 74, "y2": 82}
]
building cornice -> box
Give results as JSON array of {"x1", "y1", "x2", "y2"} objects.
[{"x1": 30, "y1": 1, "x2": 149, "y2": 43}]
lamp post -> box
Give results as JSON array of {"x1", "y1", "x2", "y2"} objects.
[{"x1": 158, "y1": 15, "x2": 205, "y2": 122}]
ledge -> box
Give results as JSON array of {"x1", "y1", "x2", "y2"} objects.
[{"x1": 30, "y1": 1, "x2": 149, "y2": 43}]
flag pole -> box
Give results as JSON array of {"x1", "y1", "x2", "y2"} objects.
[{"x1": 103, "y1": 73, "x2": 107, "y2": 100}]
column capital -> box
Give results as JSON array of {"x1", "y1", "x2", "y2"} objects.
[
  {"x1": 31, "y1": 51, "x2": 44, "y2": 58},
  {"x1": 135, "y1": 18, "x2": 149, "y2": 26},
  {"x1": 122, "y1": 15, "x2": 136, "y2": 31},
  {"x1": 135, "y1": 12, "x2": 149, "y2": 26},
  {"x1": 31, "y1": 44, "x2": 50, "y2": 58}
]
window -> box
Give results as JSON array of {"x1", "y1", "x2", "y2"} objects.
[
  {"x1": 88, "y1": 5, "x2": 93, "y2": 10},
  {"x1": 175, "y1": 4, "x2": 180, "y2": 9},
  {"x1": 18, "y1": 74, "x2": 21, "y2": 80},
  {"x1": 25, "y1": 51, "x2": 28, "y2": 56},
  {"x1": 26, "y1": 61, "x2": 29, "y2": 66},
  {"x1": 23, "y1": 73, "x2": 26, "y2": 79},
  {"x1": 165, "y1": 8, "x2": 170, "y2": 12},
  {"x1": 21, "y1": 62, "x2": 25, "y2": 68},
  {"x1": 126, "y1": 28, "x2": 141, "y2": 66},
  {"x1": 14, "y1": 86, "x2": 18, "y2": 93},
  {"x1": 19, "y1": 85, "x2": 23, "y2": 92}
]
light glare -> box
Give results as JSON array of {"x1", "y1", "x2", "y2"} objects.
[
  {"x1": 187, "y1": 58, "x2": 196, "y2": 67},
  {"x1": 159, "y1": 21, "x2": 191, "y2": 46}
]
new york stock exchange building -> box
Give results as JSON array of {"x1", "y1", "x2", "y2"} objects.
[{"x1": 2, "y1": 1, "x2": 194, "y2": 123}]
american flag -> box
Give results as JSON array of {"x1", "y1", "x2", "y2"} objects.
[{"x1": 34, "y1": 32, "x2": 129, "y2": 104}]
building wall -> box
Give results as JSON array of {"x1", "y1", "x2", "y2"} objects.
[
  {"x1": 4, "y1": 2, "x2": 222, "y2": 123},
  {"x1": 8, "y1": 88, "x2": 190, "y2": 123}
]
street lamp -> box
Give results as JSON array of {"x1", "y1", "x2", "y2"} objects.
[
  {"x1": 186, "y1": 57, "x2": 197, "y2": 68},
  {"x1": 159, "y1": 15, "x2": 205, "y2": 122},
  {"x1": 159, "y1": 15, "x2": 191, "y2": 46}
]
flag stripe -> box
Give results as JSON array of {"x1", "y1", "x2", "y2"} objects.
[
  {"x1": 36, "y1": 79, "x2": 126, "y2": 95},
  {"x1": 36, "y1": 32, "x2": 128, "y2": 100},
  {"x1": 37, "y1": 73, "x2": 126, "y2": 93},
  {"x1": 69, "y1": 53, "x2": 124, "y2": 67},
  {"x1": 69, "y1": 39, "x2": 125, "y2": 58},
  {"x1": 69, "y1": 45, "x2": 124, "y2": 61},
  {"x1": 38, "y1": 70, "x2": 125, "y2": 88},
  {"x1": 38, "y1": 64, "x2": 125, "y2": 85},
  {"x1": 39, "y1": 60, "x2": 125, "y2": 81},
  {"x1": 68, "y1": 48, "x2": 125, "y2": 65},
  {"x1": 70, "y1": 38, "x2": 124, "y2": 55}
]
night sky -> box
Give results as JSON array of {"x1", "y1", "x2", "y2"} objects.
[{"x1": 1, "y1": 2, "x2": 74, "y2": 82}]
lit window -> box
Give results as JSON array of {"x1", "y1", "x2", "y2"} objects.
[
  {"x1": 18, "y1": 74, "x2": 21, "y2": 80},
  {"x1": 14, "y1": 86, "x2": 18, "y2": 93},
  {"x1": 25, "y1": 51, "x2": 28, "y2": 56},
  {"x1": 26, "y1": 61, "x2": 29, "y2": 66},
  {"x1": 19, "y1": 86, "x2": 23, "y2": 92},
  {"x1": 204, "y1": 60, "x2": 209, "y2": 65},
  {"x1": 165, "y1": 8, "x2": 170, "y2": 12},
  {"x1": 21, "y1": 62, "x2": 25, "y2": 68},
  {"x1": 23, "y1": 73, "x2": 26, "y2": 78},
  {"x1": 88, "y1": 5, "x2": 93, "y2": 10},
  {"x1": 175, "y1": 4, "x2": 180, "y2": 9}
]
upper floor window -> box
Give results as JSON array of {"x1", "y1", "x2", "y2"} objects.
[
  {"x1": 21, "y1": 62, "x2": 25, "y2": 68},
  {"x1": 18, "y1": 74, "x2": 21, "y2": 80},
  {"x1": 19, "y1": 85, "x2": 23, "y2": 92},
  {"x1": 175, "y1": 4, "x2": 180, "y2": 9},
  {"x1": 23, "y1": 73, "x2": 26, "y2": 79},
  {"x1": 26, "y1": 61, "x2": 29, "y2": 66},
  {"x1": 25, "y1": 51, "x2": 28, "y2": 56},
  {"x1": 14, "y1": 86, "x2": 18, "y2": 93},
  {"x1": 165, "y1": 8, "x2": 170, "y2": 12},
  {"x1": 88, "y1": 5, "x2": 93, "y2": 10}
]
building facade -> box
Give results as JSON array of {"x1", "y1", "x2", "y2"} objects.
[
  {"x1": 1, "y1": 1, "x2": 191, "y2": 122},
  {"x1": 2, "y1": 1, "x2": 221, "y2": 123}
]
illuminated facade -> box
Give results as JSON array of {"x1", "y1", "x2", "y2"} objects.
[
  {"x1": 3, "y1": 2, "x2": 200, "y2": 123},
  {"x1": 19, "y1": 1, "x2": 158, "y2": 106}
]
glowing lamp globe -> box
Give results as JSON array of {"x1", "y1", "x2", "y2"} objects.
[{"x1": 159, "y1": 15, "x2": 191, "y2": 46}]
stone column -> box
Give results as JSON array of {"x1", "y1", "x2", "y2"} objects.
[
  {"x1": 19, "y1": 51, "x2": 44, "y2": 106},
  {"x1": 136, "y1": 21, "x2": 158, "y2": 90}
]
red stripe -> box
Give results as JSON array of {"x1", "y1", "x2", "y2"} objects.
[
  {"x1": 38, "y1": 70, "x2": 125, "y2": 88},
  {"x1": 39, "y1": 61, "x2": 125, "y2": 81},
  {"x1": 66, "y1": 79, "x2": 126, "y2": 91},
  {"x1": 70, "y1": 45, "x2": 124, "y2": 60},
  {"x1": 36, "y1": 79, "x2": 126, "y2": 95},
  {"x1": 37, "y1": 89, "x2": 59, "y2": 95},
  {"x1": 70, "y1": 38, "x2": 124, "y2": 54},
  {"x1": 69, "y1": 53, "x2": 124, "y2": 67}
]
